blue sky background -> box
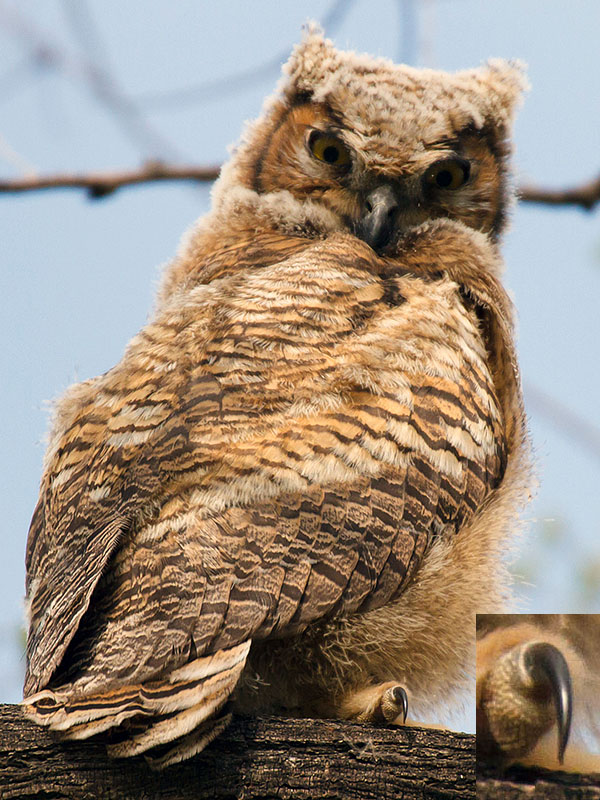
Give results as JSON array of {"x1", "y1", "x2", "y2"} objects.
[{"x1": 1, "y1": 1, "x2": 599, "y2": 735}]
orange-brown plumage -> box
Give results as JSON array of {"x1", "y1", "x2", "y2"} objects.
[{"x1": 23, "y1": 28, "x2": 530, "y2": 767}]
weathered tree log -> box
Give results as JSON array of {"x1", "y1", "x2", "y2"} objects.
[
  {"x1": 477, "y1": 763, "x2": 600, "y2": 799},
  {"x1": 0, "y1": 704, "x2": 474, "y2": 799},
  {"x1": 4, "y1": 704, "x2": 599, "y2": 798}
]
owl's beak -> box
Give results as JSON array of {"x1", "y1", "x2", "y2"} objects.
[
  {"x1": 355, "y1": 184, "x2": 399, "y2": 251},
  {"x1": 522, "y1": 642, "x2": 573, "y2": 764}
]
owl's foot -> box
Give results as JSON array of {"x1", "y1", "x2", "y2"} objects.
[{"x1": 340, "y1": 681, "x2": 408, "y2": 725}]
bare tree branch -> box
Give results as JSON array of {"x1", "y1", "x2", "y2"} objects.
[
  {"x1": 0, "y1": 3, "x2": 182, "y2": 161},
  {"x1": 0, "y1": 162, "x2": 220, "y2": 197},
  {"x1": 519, "y1": 174, "x2": 600, "y2": 211},
  {"x1": 134, "y1": 0, "x2": 356, "y2": 109},
  {"x1": 1, "y1": 163, "x2": 600, "y2": 209},
  {"x1": 524, "y1": 381, "x2": 600, "y2": 463},
  {"x1": 0, "y1": 131, "x2": 37, "y2": 174},
  {"x1": 398, "y1": 0, "x2": 418, "y2": 65}
]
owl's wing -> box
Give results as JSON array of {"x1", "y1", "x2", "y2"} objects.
[{"x1": 24, "y1": 232, "x2": 513, "y2": 737}]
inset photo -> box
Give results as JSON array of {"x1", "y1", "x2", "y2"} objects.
[{"x1": 476, "y1": 614, "x2": 600, "y2": 776}]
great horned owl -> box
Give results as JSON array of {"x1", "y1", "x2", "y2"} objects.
[
  {"x1": 23, "y1": 29, "x2": 530, "y2": 768},
  {"x1": 477, "y1": 614, "x2": 600, "y2": 773}
]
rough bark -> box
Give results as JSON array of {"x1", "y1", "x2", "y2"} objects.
[
  {"x1": 0, "y1": 704, "x2": 474, "y2": 799},
  {"x1": 477, "y1": 763, "x2": 600, "y2": 799}
]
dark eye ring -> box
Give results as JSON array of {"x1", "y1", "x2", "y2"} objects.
[
  {"x1": 424, "y1": 158, "x2": 471, "y2": 191},
  {"x1": 307, "y1": 130, "x2": 351, "y2": 168}
]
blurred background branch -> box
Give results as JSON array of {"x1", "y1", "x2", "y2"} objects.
[
  {"x1": 0, "y1": 164, "x2": 599, "y2": 209},
  {"x1": 0, "y1": 1, "x2": 182, "y2": 161},
  {"x1": 524, "y1": 381, "x2": 600, "y2": 463},
  {"x1": 519, "y1": 175, "x2": 600, "y2": 211}
]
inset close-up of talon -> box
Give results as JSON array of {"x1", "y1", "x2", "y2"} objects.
[{"x1": 477, "y1": 615, "x2": 600, "y2": 775}]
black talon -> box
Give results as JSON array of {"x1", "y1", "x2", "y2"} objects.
[
  {"x1": 523, "y1": 642, "x2": 573, "y2": 764},
  {"x1": 392, "y1": 685, "x2": 408, "y2": 724}
]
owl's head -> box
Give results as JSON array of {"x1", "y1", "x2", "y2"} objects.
[{"x1": 212, "y1": 28, "x2": 527, "y2": 250}]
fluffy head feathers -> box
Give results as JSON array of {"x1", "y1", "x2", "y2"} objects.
[
  {"x1": 283, "y1": 26, "x2": 527, "y2": 137},
  {"x1": 210, "y1": 27, "x2": 527, "y2": 255}
]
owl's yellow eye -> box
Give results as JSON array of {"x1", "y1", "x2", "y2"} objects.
[
  {"x1": 424, "y1": 158, "x2": 471, "y2": 190},
  {"x1": 308, "y1": 132, "x2": 351, "y2": 168}
]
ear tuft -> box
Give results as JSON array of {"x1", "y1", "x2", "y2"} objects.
[
  {"x1": 477, "y1": 59, "x2": 530, "y2": 128},
  {"x1": 280, "y1": 23, "x2": 338, "y2": 101}
]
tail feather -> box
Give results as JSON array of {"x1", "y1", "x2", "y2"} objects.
[
  {"x1": 107, "y1": 672, "x2": 238, "y2": 757},
  {"x1": 144, "y1": 713, "x2": 233, "y2": 770},
  {"x1": 22, "y1": 641, "x2": 250, "y2": 752}
]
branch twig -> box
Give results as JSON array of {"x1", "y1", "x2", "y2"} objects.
[
  {"x1": 519, "y1": 174, "x2": 600, "y2": 211},
  {"x1": 133, "y1": 0, "x2": 356, "y2": 109},
  {"x1": 1, "y1": 164, "x2": 600, "y2": 208},
  {"x1": 0, "y1": 162, "x2": 220, "y2": 198},
  {"x1": 524, "y1": 381, "x2": 600, "y2": 463},
  {"x1": 0, "y1": 4, "x2": 182, "y2": 161}
]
